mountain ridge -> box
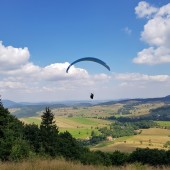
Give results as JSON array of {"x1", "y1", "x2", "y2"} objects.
[{"x1": 2, "y1": 95, "x2": 170, "y2": 108}]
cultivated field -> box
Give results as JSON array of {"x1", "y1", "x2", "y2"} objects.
[
  {"x1": 91, "y1": 128, "x2": 170, "y2": 152},
  {"x1": 133, "y1": 102, "x2": 165, "y2": 113},
  {"x1": 122, "y1": 102, "x2": 165, "y2": 117},
  {"x1": 155, "y1": 121, "x2": 170, "y2": 128},
  {"x1": 14, "y1": 101, "x2": 164, "y2": 119},
  {"x1": 21, "y1": 116, "x2": 111, "y2": 139},
  {"x1": 38, "y1": 104, "x2": 124, "y2": 118}
]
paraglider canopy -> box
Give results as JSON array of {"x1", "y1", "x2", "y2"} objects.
[{"x1": 66, "y1": 57, "x2": 110, "y2": 73}]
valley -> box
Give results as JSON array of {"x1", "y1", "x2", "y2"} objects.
[{"x1": 8, "y1": 95, "x2": 170, "y2": 153}]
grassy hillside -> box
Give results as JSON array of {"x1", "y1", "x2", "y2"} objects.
[
  {"x1": 91, "y1": 128, "x2": 170, "y2": 152},
  {"x1": 16, "y1": 101, "x2": 165, "y2": 120}
]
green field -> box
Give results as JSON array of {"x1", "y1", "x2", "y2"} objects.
[
  {"x1": 59, "y1": 128, "x2": 100, "y2": 138},
  {"x1": 20, "y1": 116, "x2": 111, "y2": 139},
  {"x1": 155, "y1": 121, "x2": 170, "y2": 128}
]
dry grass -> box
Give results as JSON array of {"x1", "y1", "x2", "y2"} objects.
[{"x1": 0, "y1": 159, "x2": 169, "y2": 170}]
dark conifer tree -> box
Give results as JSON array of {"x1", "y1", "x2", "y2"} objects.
[{"x1": 40, "y1": 107, "x2": 59, "y2": 156}]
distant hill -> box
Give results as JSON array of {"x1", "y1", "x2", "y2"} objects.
[
  {"x1": 1, "y1": 100, "x2": 94, "y2": 108},
  {"x1": 11, "y1": 104, "x2": 67, "y2": 118},
  {"x1": 3, "y1": 95, "x2": 170, "y2": 118},
  {"x1": 97, "y1": 95, "x2": 170, "y2": 106},
  {"x1": 3, "y1": 95, "x2": 170, "y2": 108},
  {"x1": 2, "y1": 100, "x2": 94, "y2": 118},
  {"x1": 2, "y1": 100, "x2": 22, "y2": 108}
]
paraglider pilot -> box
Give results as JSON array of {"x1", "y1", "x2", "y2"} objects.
[{"x1": 90, "y1": 93, "x2": 94, "y2": 99}]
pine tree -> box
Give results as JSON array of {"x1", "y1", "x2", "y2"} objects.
[{"x1": 40, "y1": 107, "x2": 59, "y2": 156}]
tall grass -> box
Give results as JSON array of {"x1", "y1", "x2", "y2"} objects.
[{"x1": 0, "y1": 158, "x2": 169, "y2": 170}]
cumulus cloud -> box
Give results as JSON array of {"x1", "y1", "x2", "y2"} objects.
[
  {"x1": 135, "y1": 1, "x2": 158, "y2": 18},
  {"x1": 0, "y1": 41, "x2": 30, "y2": 69},
  {"x1": 0, "y1": 41, "x2": 112, "y2": 101},
  {"x1": 133, "y1": 47, "x2": 170, "y2": 64},
  {"x1": 2, "y1": 41, "x2": 169, "y2": 101},
  {"x1": 133, "y1": 1, "x2": 170, "y2": 65}
]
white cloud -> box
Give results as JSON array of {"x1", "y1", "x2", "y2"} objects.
[
  {"x1": 1, "y1": 41, "x2": 170, "y2": 101},
  {"x1": 141, "y1": 16, "x2": 170, "y2": 47},
  {"x1": 93, "y1": 74, "x2": 111, "y2": 81},
  {"x1": 133, "y1": 47, "x2": 170, "y2": 65},
  {"x1": 0, "y1": 42, "x2": 112, "y2": 101},
  {"x1": 135, "y1": 1, "x2": 158, "y2": 18},
  {"x1": 0, "y1": 81, "x2": 26, "y2": 89},
  {"x1": 133, "y1": 1, "x2": 170, "y2": 65},
  {"x1": 108, "y1": 72, "x2": 170, "y2": 99},
  {"x1": 0, "y1": 41, "x2": 30, "y2": 69},
  {"x1": 114, "y1": 72, "x2": 170, "y2": 82}
]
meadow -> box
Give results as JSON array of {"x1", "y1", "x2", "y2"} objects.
[
  {"x1": 21, "y1": 116, "x2": 111, "y2": 139},
  {"x1": 44, "y1": 104, "x2": 124, "y2": 118},
  {"x1": 155, "y1": 121, "x2": 170, "y2": 128},
  {"x1": 91, "y1": 128, "x2": 170, "y2": 152},
  {"x1": 130, "y1": 102, "x2": 165, "y2": 116}
]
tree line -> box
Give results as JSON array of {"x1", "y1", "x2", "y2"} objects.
[
  {"x1": 81, "y1": 119, "x2": 157, "y2": 146},
  {"x1": 0, "y1": 99, "x2": 170, "y2": 166}
]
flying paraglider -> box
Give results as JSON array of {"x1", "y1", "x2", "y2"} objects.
[
  {"x1": 66, "y1": 57, "x2": 110, "y2": 99},
  {"x1": 66, "y1": 57, "x2": 110, "y2": 73}
]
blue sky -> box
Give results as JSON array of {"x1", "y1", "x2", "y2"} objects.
[{"x1": 0, "y1": 0, "x2": 170, "y2": 102}]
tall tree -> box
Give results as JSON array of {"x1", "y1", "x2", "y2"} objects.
[{"x1": 40, "y1": 107, "x2": 59, "y2": 156}]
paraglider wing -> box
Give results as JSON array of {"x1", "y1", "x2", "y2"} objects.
[{"x1": 66, "y1": 57, "x2": 110, "y2": 73}]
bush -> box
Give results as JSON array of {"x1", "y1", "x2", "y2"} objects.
[
  {"x1": 80, "y1": 150, "x2": 111, "y2": 166},
  {"x1": 110, "y1": 150, "x2": 129, "y2": 166},
  {"x1": 129, "y1": 148, "x2": 169, "y2": 166},
  {"x1": 9, "y1": 138, "x2": 32, "y2": 161}
]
